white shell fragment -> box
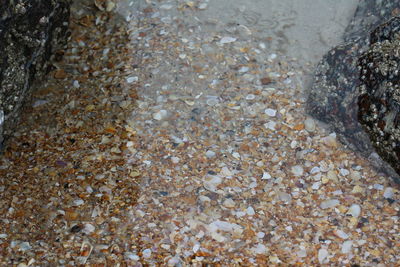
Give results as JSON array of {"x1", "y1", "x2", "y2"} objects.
[{"x1": 219, "y1": 36, "x2": 237, "y2": 44}]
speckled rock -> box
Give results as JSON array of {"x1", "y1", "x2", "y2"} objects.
[
  {"x1": 0, "y1": 0, "x2": 71, "y2": 147},
  {"x1": 308, "y1": 0, "x2": 400, "y2": 180},
  {"x1": 358, "y1": 16, "x2": 400, "y2": 177}
]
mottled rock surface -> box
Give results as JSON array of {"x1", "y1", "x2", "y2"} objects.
[
  {"x1": 0, "y1": 0, "x2": 71, "y2": 146},
  {"x1": 358, "y1": 17, "x2": 400, "y2": 176},
  {"x1": 308, "y1": 0, "x2": 400, "y2": 180}
]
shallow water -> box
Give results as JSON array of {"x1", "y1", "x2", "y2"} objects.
[
  {"x1": 119, "y1": 0, "x2": 358, "y2": 66},
  {"x1": 1, "y1": 0, "x2": 399, "y2": 265}
]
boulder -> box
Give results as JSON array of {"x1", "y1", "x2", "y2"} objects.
[
  {"x1": 0, "y1": 0, "x2": 71, "y2": 147},
  {"x1": 358, "y1": 17, "x2": 400, "y2": 176},
  {"x1": 307, "y1": 0, "x2": 400, "y2": 180}
]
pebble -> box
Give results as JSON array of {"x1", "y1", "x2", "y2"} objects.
[
  {"x1": 257, "y1": 232, "x2": 265, "y2": 238},
  {"x1": 264, "y1": 121, "x2": 277, "y2": 130},
  {"x1": 203, "y1": 175, "x2": 222, "y2": 192},
  {"x1": 171, "y1": 157, "x2": 180, "y2": 164},
  {"x1": 351, "y1": 185, "x2": 364, "y2": 194},
  {"x1": 245, "y1": 94, "x2": 255, "y2": 100},
  {"x1": 347, "y1": 204, "x2": 361, "y2": 218},
  {"x1": 318, "y1": 248, "x2": 329, "y2": 263},
  {"x1": 198, "y1": 3, "x2": 208, "y2": 9},
  {"x1": 73, "y1": 80, "x2": 80, "y2": 88},
  {"x1": 265, "y1": 108, "x2": 277, "y2": 117},
  {"x1": 72, "y1": 199, "x2": 84, "y2": 206},
  {"x1": 262, "y1": 172, "x2": 271, "y2": 180},
  {"x1": 220, "y1": 166, "x2": 233, "y2": 177},
  {"x1": 322, "y1": 134, "x2": 337, "y2": 147},
  {"x1": 239, "y1": 66, "x2": 249, "y2": 73},
  {"x1": 291, "y1": 165, "x2": 304, "y2": 176},
  {"x1": 277, "y1": 191, "x2": 292, "y2": 203},
  {"x1": 341, "y1": 240, "x2": 353, "y2": 254},
  {"x1": 247, "y1": 206, "x2": 255, "y2": 216},
  {"x1": 126, "y1": 76, "x2": 138, "y2": 83},
  {"x1": 320, "y1": 199, "x2": 340, "y2": 209},
  {"x1": 339, "y1": 168, "x2": 350, "y2": 176},
  {"x1": 252, "y1": 244, "x2": 267, "y2": 254},
  {"x1": 152, "y1": 110, "x2": 168, "y2": 120},
  {"x1": 223, "y1": 198, "x2": 235, "y2": 208},
  {"x1": 327, "y1": 170, "x2": 339, "y2": 183},
  {"x1": 82, "y1": 223, "x2": 95, "y2": 234},
  {"x1": 312, "y1": 182, "x2": 321, "y2": 190},
  {"x1": 205, "y1": 150, "x2": 216, "y2": 158},
  {"x1": 304, "y1": 118, "x2": 316, "y2": 132},
  {"x1": 335, "y1": 230, "x2": 349, "y2": 239},
  {"x1": 383, "y1": 187, "x2": 394, "y2": 199},
  {"x1": 220, "y1": 36, "x2": 237, "y2": 44},
  {"x1": 125, "y1": 252, "x2": 139, "y2": 261},
  {"x1": 142, "y1": 249, "x2": 152, "y2": 259}
]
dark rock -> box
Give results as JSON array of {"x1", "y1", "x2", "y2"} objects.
[
  {"x1": 357, "y1": 17, "x2": 400, "y2": 177},
  {"x1": 307, "y1": 0, "x2": 400, "y2": 180},
  {"x1": 0, "y1": 0, "x2": 71, "y2": 146}
]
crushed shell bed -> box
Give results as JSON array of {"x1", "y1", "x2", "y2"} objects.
[{"x1": 0, "y1": 0, "x2": 399, "y2": 266}]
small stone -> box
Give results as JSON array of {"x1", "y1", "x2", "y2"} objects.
[
  {"x1": 198, "y1": 3, "x2": 208, "y2": 9},
  {"x1": 232, "y1": 152, "x2": 241, "y2": 160},
  {"x1": 383, "y1": 187, "x2": 394, "y2": 199},
  {"x1": 205, "y1": 150, "x2": 216, "y2": 158},
  {"x1": 73, "y1": 199, "x2": 84, "y2": 206},
  {"x1": 327, "y1": 170, "x2": 338, "y2": 183},
  {"x1": 297, "y1": 248, "x2": 307, "y2": 257},
  {"x1": 320, "y1": 199, "x2": 340, "y2": 209},
  {"x1": 152, "y1": 110, "x2": 168, "y2": 120},
  {"x1": 246, "y1": 206, "x2": 255, "y2": 216},
  {"x1": 312, "y1": 182, "x2": 321, "y2": 190},
  {"x1": 203, "y1": 175, "x2": 222, "y2": 192},
  {"x1": 168, "y1": 257, "x2": 181, "y2": 266},
  {"x1": 323, "y1": 134, "x2": 337, "y2": 147},
  {"x1": 350, "y1": 171, "x2": 361, "y2": 181},
  {"x1": 264, "y1": 121, "x2": 277, "y2": 130},
  {"x1": 82, "y1": 223, "x2": 95, "y2": 234},
  {"x1": 223, "y1": 198, "x2": 235, "y2": 208},
  {"x1": 245, "y1": 94, "x2": 255, "y2": 100},
  {"x1": 265, "y1": 108, "x2": 277, "y2": 117},
  {"x1": 351, "y1": 185, "x2": 364, "y2": 194},
  {"x1": 318, "y1": 248, "x2": 329, "y2": 263},
  {"x1": 291, "y1": 165, "x2": 304, "y2": 176},
  {"x1": 262, "y1": 172, "x2": 271, "y2": 180},
  {"x1": 252, "y1": 243, "x2": 267, "y2": 254},
  {"x1": 220, "y1": 36, "x2": 237, "y2": 44},
  {"x1": 347, "y1": 204, "x2": 361, "y2": 218},
  {"x1": 260, "y1": 77, "x2": 273, "y2": 85},
  {"x1": 268, "y1": 53, "x2": 277, "y2": 61},
  {"x1": 54, "y1": 69, "x2": 67, "y2": 79},
  {"x1": 335, "y1": 230, "x2": 349, "y2": 239},
  {"x1": 304, "y1": 118, "x2": 316, "y2": 132},
  {"x1": 339, "y1": 168, "x2": 350, "y2": 176},
  {"x1": 142, "y1": 248, "x2": 152, "y2": 258},
  {"x1": 73, "y1": 80, "x2": 80, "y2": 88},
  {"x1": 171, "y1": 157, "x2": 180, "y2": 164},
  {"x1": 277, "y1": 191, "x2": 292, "y2": 203},
  {"x1": 126, "y1": 76, "x2": 138, "y2": 83},
  {"x1": 220, "y1": 166, "x2": 233, "y2": 177},
  {"x1": 18, "y1": 242, "x2": 31, "y2": 251},
  {"x1": 341, "y1": 240, "x2": 353, "y2": 254},
  {"x1": 106, "y1": 0, "x2": 116, "y2": 12},
  {"x1": 239, "y1": 66, "x2": 249, "y2": 73},
  {"x1": 160, "y1": 4, "x2": 173, "y2": 9},
  {"x1": 193, "y1": 243, "x2": 200, "y2": 253},
  {"x1": 124, "y1": 252, "x2": 139, "y2": 261}
]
